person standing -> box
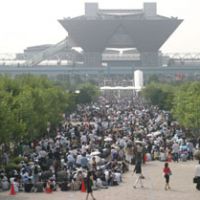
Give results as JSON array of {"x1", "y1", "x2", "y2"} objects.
[
  {"x1": 163, "y1": 162, "x2": 172, "y2": 190},
  {"x1": 194, "y1": 160, "x2": 200, "y2": 190},
  {"x1": 133, "y1": 160, "x2": 144, "y2": 188},
  {"x1": 91, "y1": 157, "x2": 97, "y2": 172},
  {"x1": 85, "y1": 171, "x2": 96, "y2": 200},
  {"x1": 172, "y1": 142, "x2": 179, "y2": 162}
]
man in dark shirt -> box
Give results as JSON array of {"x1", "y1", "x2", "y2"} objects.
[{"x1": 133, "y1": 160, "x2": 144, "y2": 188}]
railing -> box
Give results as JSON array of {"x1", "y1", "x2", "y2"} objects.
[
  {"x1": 102, "y1": 53, "x2": 140, "y2": 61},
  {"x1": 164, "y1": 52, "x2": 200, "y2": 59},
  {"x1": 1, "y1": 52, "x2": 200, "y2": 67},
  {"x1": 24, "y1": 38, "x2": 68, "y2": 67}
]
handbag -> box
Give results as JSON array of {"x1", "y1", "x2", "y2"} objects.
[
  {"x1": 140, "y1": 175, "x2": 145, "y2": 179},
  {"x1": 193, "y1": 177, "x2": 198, "y2": 183}
]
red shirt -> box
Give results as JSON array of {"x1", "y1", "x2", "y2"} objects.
[{"x1": 163, "y1": 167, "x2": 171, "y2": 175}]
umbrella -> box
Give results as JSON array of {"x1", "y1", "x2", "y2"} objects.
[
  {"x1": 90, "y1": 151, "x2": 101, "y2": 156},
  {"x1": 104, "y1": 137, "x2": 112, "y2": 142},
  {"x1": 56, "y1": 135, "x2": 61, "y2": 139},
  {"x1": 147, "y1": 131, "x2": 161, "y2": 137},
  {"x1": 135, "y1": 140, "x2": 145, "y2": 145},
  {"x1": 111, "y1": 144, "x2": 120, "y2": 150}
]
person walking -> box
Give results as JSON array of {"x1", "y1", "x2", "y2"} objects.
[
  {"x1": 133, "y1": 160, "x2": 144, "y2": 189},
  {"x1": 85, "y1": 171, "x2": 96, "y2": 200},
  {"x1": 163, "y1": 162, "x2": 172, "y2": 190}
]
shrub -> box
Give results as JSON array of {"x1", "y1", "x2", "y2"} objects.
[
  {"x1": 5, "y1": 163, "x2": 20, "y2": 177},
  {"x1": 12, "y1": 156, "x2": 25, "y2": 164}
]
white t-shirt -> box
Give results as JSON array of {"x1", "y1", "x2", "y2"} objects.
[{"x1": 195, "y1": 164, "x2": 200, "y2": 177}]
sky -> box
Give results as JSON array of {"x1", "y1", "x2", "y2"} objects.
[{"x1": 0, "y1": 0, "x2": 199, "y2": 54}]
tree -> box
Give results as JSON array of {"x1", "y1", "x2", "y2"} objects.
[
  {"x1": 0, "y1": 91, "x2": 16, "y2": 144},
  {"x1": 172, "y1": 82, "x2": 200, "y2": 137},
  {"x1": 141, "y1": 82, "x2": 175, "y2": 110},
  {"x1": 0, "y1": 75, "x2": 100, "y2": 147},
  {"x1": 0, "y1": 75, "x2": 73, "y2": 147},
  {"x1": 148, "y1": 74, "x2": 160, "y2": 83},
  {"x1": 76, "y1": 83, "x2": 100, "y2": 104}
]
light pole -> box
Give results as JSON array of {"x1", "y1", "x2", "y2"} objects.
[{"x1": 47, "y1": 122, "x2": 51, "y2": 138}]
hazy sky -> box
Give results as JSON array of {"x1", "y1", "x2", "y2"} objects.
[{"x1": 0, "y1": 0, "x2": 199, "y2": 54}]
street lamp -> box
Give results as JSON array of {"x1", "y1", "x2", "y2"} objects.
[{"x1": 47, "y1": 122, "x2": 51, "y2": 138}]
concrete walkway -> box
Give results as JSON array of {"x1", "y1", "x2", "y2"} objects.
[{"x1": 0, "y1": 161, "x2": 199, "y2": 200}]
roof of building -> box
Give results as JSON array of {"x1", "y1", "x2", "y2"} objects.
[{"x1": 58, "y1": 2, "x2": 183, "y2": 52}]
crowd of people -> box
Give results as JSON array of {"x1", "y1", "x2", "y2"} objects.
[{"x1": 0, "y1": 93, "x2": 200, "y2": 194}]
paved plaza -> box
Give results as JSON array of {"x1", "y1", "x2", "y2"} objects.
[{"x1": 0, "y1": 160, "x2": 199, "y2": 200}]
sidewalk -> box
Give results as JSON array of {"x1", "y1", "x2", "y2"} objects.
[{"x1": 0, "y1": 161, "x2": 199, "y2": 200}]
